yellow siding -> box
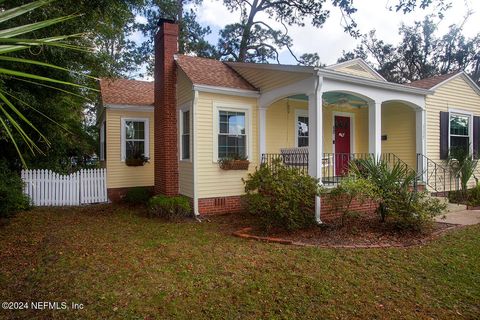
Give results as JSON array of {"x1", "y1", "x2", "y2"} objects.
[
  {"x1": 177, "y1": 69, "x2": 194, "y2": 197},
  {"x1": 196, "y1": 92, "x2": 258, "y2": 198},
  {"x1": 265, "y1": 99, "x2": 369, "y2": 154},
  {"x1": 106, "y1": 109, "x2": 154, "y2": 188},
  {"x1": 426, "y1": 76, "x2": 480, "y2": 188},
  {"x1": 332, "y1": 63, "x2": 379, "y2": 80},
  {"x1": 381, "y1": 103, "x2": 416, "y2": 168}
]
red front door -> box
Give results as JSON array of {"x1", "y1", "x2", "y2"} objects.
[{"x1": 334, "y1": 116, "x2": 351, "y2": 176}]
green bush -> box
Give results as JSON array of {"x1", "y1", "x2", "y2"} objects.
[
  {"x1": 449, "y1": 184, "x2": 480, "y2": 207},
  {"x1": 350, "y1": 158, "x2": 445, "y2": 230},
  {"x1": 124, "y1": 187, "x2": 151, "y2": 204},
  {"x1": 242, "y1": 161, "x2": 321, "y2": 231},
  {"x1": 325, "y1": 177, "x2": 378, "y2": 225},
  {"x1": 148, "y1": 195, "x2": 192, "y2": 219},
  {"x1": 0, "y1": 161, "x2": 30, "y2": 218}
]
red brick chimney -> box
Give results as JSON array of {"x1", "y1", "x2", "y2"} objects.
[{"x1": 154, "y1": 18, "x2": 179, "y2": 195}]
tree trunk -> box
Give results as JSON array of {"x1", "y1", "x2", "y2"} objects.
[{"x1": 238, "y1": 0, "x2": 259, "y2": 62}]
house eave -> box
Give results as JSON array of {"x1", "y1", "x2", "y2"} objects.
[
  {"x1": 317, "y1": 69, "x2": 434, "y2": 95},
  {"x1": 192, "y1": 84, "x2": 260, "y2": 97},
  {"x1": 105, "y1": 104, "x2": 154, "y2": 112}
]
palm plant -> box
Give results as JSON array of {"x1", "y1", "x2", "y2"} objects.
[
  {"x1": 0, "y1": 0, "x2": 97, "y2": 166},
  {"x1": 349, "y1": 158, "x2": 417, "y2": 221},
  {"x1": 446, "y1": 146, "x2": 478, "y2": 196}
]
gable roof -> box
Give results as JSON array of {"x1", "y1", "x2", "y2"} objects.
[
  {"x1": 99, "y1": 78, "x2": 154, "y2": 106},
  {"x1": 175, "y1": 55, "x2": 257, "y2": 91},
  {"x1": 406, "y1": 72, "x2": 461, "y2": 90},
  {"x1": 325, "y1": 58, "x2": 386, "y2": 81},
  {"x1": 407, "y1": 71, "x2": 480, "y2": 96}
]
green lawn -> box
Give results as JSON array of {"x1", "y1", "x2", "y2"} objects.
[{"x1": 0, "y1": 205, "x2": 479, "y2": 320}]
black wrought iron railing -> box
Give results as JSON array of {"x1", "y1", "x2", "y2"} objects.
[
  {"x1": 416, "y1": 153, "x2": 460, "y2": 195},
  {"x1": 261, "y1": 153, "x2": 309, "y2": 174},
  {"x1": 261, "y1": 152, "x2": 418, "y2": 187}
]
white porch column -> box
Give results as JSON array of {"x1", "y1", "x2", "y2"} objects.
[
  {"x1": 416, "y1": 108, "x2": 426, "y2": 180},
  {"x1": 368, "y1": 100, "x2": 382, "y2": 159},
  {"x1": 258, "y1": 107, "x2": 267, "y2": 163},
  {"x1": 308, "y1": 77, "x2": 323, "y2": 224}
]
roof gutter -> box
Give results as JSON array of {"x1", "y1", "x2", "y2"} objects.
[{"x1": 192, "y1": 84, "x2": 260, "y2": 98}]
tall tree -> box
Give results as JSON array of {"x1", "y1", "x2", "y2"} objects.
[
  {"x1": 136, "y1": 0, "x2": 215, "y2": 74},
  {"x1": 338, "y1": 14, "x2": 480, "y2": 85},
  {"x1": 0, "y1": 0, "x2": 145, "y2": 171}
]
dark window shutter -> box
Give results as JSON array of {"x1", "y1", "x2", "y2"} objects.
[
  {"x1": 474, "y1": 116, "x2": 480, "y2": 159},
  {"x1": 440, "y1": 111, "x2": 449, "y2": 160}
]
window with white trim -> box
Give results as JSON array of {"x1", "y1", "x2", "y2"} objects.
[
  {"x1": 218, "y1": 110, "x2": 247, "y2": 158},
  {"x1": 121, "y1": 118, "x2": 149, "y2": 160},
  {"x1": 181, "y1": 110, "x2": 190, "y2": 160},
  {"x1": 297, "y1": 115, "x2": 309, "y2": 147},
  {"x1": 449, "y1": 113, "x2": 471, "y2": 153}
]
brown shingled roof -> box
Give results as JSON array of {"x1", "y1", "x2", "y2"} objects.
[
  {"x1": 406, "y1": 71, "x2": 461, "y2": 89},
  {"x1": 99, "y1": 78, "x2": 154, "y2": 105},
  {"x1": 175, "y1": 55, "x2": 256, "y2": 91}
]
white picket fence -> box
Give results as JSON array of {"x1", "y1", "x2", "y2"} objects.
[{"x1": 21, "y1": 168, "x2": 108, "y2": 206}]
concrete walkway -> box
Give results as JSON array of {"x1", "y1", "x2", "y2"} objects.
[{"x1": 435, "y1": 209, "x2": 480, "y2": 226}]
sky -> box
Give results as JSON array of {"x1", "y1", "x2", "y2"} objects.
[{"x1": 132, "y1": 0, "x2": 480, "y2": 79}]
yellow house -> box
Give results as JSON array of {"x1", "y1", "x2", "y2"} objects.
[{"x1": 99, "y1": 19, "x2": 480, "y2": 221}]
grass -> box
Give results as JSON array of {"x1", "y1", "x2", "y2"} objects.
[{"x1": 0, "y1": 205, "x2": 479, "y2": 319}]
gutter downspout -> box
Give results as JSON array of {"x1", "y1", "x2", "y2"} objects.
[
  {"x1": 314, "y1": 71, "x2": 323, "y2": 224},
  {"x1": 192, "y1": 90, "x2": 200, "y2": 218}
]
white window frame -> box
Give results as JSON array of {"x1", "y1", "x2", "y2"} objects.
[
  {"x1": 179, "y1": 102, "x2": 192, "y2": 162},
  {"x1": 448, "y1": 108, "x2": 473, "y2": 155},
  {"x1": 120, "y1": 117, "x2": 150, "y2": 161},
  {"x1": 295, "y1": 109, "x2": 309, "y2": 147},
  {"x1": 212, "y1": 102, "x2": 253, "y2": 162}
]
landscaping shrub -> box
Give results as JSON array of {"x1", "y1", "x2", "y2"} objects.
[
  {"x1": 243, "y1": 161, "x2": 321, "y2": 231},
  {"x1": 350, "y1": 158, "x2": 446, "y2": 230},
  {"x1": 148, "y1": 195, "x2": 192, "y2": 219},
  {"x1": 324, "y1": 177, "x2": 378, "y2": 225},
  {"x1": 0, "y1": 161, "x2": 30, "y2": 218},
  {"x1": 449, "y1": 184, "x2": 480, "y2": 207},
  {"x1": 124, "y1": 187, "x2": 151, "y2": 204}
]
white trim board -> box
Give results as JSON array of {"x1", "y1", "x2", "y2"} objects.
[
  {"x1": 193, "y1": 84, "x2": 259, "y2": 98},
  {"x1": 106, "y1": 104, "x2": 154, "y2": 112}
]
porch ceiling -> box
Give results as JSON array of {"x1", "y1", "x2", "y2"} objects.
[{"x1": 288, "y1": 92, "x2": 368, "y2": 108}]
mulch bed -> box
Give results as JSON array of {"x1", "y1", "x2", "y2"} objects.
[{"x1": 227, "y1": 213, "x2": 460, "y2": 248}]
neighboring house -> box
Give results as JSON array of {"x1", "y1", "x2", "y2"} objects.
[{"x1": 99, "y1": 19, "x2": 480, "y2": 221}]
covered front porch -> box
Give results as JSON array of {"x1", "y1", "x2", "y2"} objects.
[
  {"x1": 259, "y1": 92, "x2": 419, "y2": 186},
  {"x1": 227, "y1": 60, "x2": 430, "y2": 222}
]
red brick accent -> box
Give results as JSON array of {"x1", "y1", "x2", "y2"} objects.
[
  {"x1": 198, "y1": 196, "x2": 244, "y2": 215},
  {"x1": 154, "y1": 19, "x2": 179, "y2": 196},
  {"x1": 320, "y1": 195, "x2": 378, "y2": 222},
  {"x1": 107, "y1": 186, "x2": 154, "y2": 203}
]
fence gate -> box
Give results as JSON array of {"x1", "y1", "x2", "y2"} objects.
[{"x1": 21, "y1": 168, "x2": 108, "y2": 206}]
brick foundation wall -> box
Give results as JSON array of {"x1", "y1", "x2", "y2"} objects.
[
  {"x1": 198, "y1": 196, "x2": 244, "y2": 215},
  {"x1": 154, "y1": 19, "x2": 179, "y2": 196},
  {"x1": 320, "y1": 196, "x2": 378, "y2": 222},
  {"x1": 107, "y1": 186, "x2": 154, "y2": 203},
  {"x1": 195, "y1": 194, "x2": 378, "y2": 220}
]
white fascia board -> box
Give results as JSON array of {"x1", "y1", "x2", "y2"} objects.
[
  {"x1": 226, "y1": 61, "x2": 316, "y2": 74},
  {"x1": 105, "y1": 104, "x2": 154, "y2": 112},
  {"x1": 317, "y1": 69, "x2": 433, "y2": 96},
  {"x1": 192, "y1": 84, "x2": 260, "y2": 97}
]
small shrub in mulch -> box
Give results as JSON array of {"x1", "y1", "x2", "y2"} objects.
[
  {"x1": 148, "y1": 195, "x2": 192, "y2": 220},
  {"x1": 236, "y1": 212, "x2": 457, "y2": 248}
]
